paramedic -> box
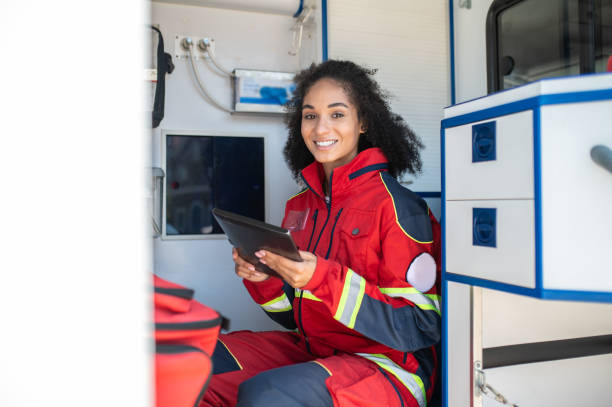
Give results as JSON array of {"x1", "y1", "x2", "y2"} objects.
[{"x1": 201, "y1": 60, "x2": 441, "y2": 407}]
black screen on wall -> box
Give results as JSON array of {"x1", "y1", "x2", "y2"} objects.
[{"x1": 165, "y1": 134, "x2": 265, "y2": 235}]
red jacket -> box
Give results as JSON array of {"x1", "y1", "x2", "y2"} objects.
[{"x1": 244, "y1": 148, "x2": 441, "y2": 400}]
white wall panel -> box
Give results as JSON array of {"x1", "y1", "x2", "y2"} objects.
[{"x1": 327, "y1": 0, "x2": 450, "y2": 193}]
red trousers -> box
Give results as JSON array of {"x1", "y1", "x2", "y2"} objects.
[{"x1": 200, "y1": 330, "x2": 419, "y2": 407}]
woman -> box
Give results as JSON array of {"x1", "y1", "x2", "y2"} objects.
[{"x1": 201, "y1": 60, "x2": 441, "y2": 407}]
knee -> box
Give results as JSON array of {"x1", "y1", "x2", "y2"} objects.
[{"x1": 236, "y1": 373, "x2": 277, "y2": 406}]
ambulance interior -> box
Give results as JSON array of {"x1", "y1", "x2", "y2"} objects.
[{"x1": 2, "y1": 0, "x2": 612, "y2": 406}]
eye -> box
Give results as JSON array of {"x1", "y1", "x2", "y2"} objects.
[
  {"x1": 331, "y1": 112, "x2": 345, "y2": 119},
  {"x1": 303, "y1": 113, "x2": 316, "y2": 120}
]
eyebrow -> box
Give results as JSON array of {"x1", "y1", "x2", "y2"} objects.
[{"x1": 302, "y1": 102, "x2": 349, "y2": 109}]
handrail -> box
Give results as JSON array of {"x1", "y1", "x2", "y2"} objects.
[{"x1": 482, "y1": 334, "x2": 612, "y2": 369}]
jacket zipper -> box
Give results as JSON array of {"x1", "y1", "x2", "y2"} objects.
[
  {"x1": 312, "y1": 204, "x2": 331, "y2": 253},
  {"x1": 297, "y1": 289, "x2": 312, "y2": 353},
  {"x1": 299, "y1": 173, "x2": 334, "y2": 355},
  {"x1": 324, "y1": 208, "x2": 344, "y2": 259},
  {"x1": 306, "y1": 209, "x2": 319, "y2": 252}
]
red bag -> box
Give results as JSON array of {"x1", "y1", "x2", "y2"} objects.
[{"x1": 154, "y1": 275, "x2": 226, "y2": 407}]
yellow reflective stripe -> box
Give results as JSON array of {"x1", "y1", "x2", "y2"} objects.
[
  {"x1": 218, "y1": 338, "x2": 243, "y2": 370},
  {"x1": 379, "y1": 173, "x2": 433, "y2": 244},
  {"x1": 295, "y1": 288, "x2": 322, "y2": 302},
  {"x1": 334, "y1": 269, "x2": 366, "y2": 328},
  {"x1": 426, "y1": 294, "x2": 441, "y2": 309},
  {"x1": 287, "y1": 188, "x2": 308, "y2": 201},
  {"x1": 357, "y1": 353, "x2": 426, "y2": 407},
  {"x1": 311, "y1": 360, "x2": 332, "y2": 376},
  {"x1": 334, "y1": 269, "x2": 354, "y2": 320},
  {"x1": 348, "y1": 278, "x2": 366, "y2": 329},
  {"x1": 379, "y1": 287, "x2": 441, "y2": 316},
  {"x1": 260, "y1": 293, "x2": 292, "y2": 313}
]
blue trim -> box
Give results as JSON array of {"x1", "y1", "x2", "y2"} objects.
[
  {"x1": 321, "y1": 0, "x2": 328, "y2": 61},
  {"x1": 445, "y1": 71, "x2": 612, "y2": 110},
  {"x1": 540, "y1": 289, "x2": 612, "y2": 303},
  {"x1": 533, "y1": 106, "x2": 543, "y2": 291},
  {"x1": 293, "y1": 0, "x2": 304, "y2": 17},
  {"x1": 445, "y1": 273, "x2": 612, "y2": 303},
  {"x1": 324, "y1": 208, "x2": 343, "y2": 259},
  {"x1": 442, "y1": 89, "x2": 612, "y2": 129},
  {"x1": 446, "y1": 273, "x2": 538, "y2": 297},
  {"x1": 416, "y1": 191, "x2": 442, "y2": 198},
  {"x1": 440, "y1": 125, "x2": 448, "y2": 407},
  {"x1": 448, "y1": 0, "x2": 456, "y2": 105},
  {"x1": 239, "y1": 97, "x2": 284, "y2": 105},
  {"x1": 348, "y1": 163, "x2": 388, "y2": 179}
]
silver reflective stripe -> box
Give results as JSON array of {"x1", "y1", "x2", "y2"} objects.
[
  {"x1": 379, "y1": 287, "x2": 440, "y2": 315},
  {"x1": 260, "y1": 293, "x2": 292, "y2": 312},
  {"x1": 357, "y1": 353, "x2": 427, "y2": 407},
  {"x1": 295, "y1": 288, "x2": 322, "y2": 302},
  {"x1": 333, "y1": 269, "x2": 366, "y2": 329}
]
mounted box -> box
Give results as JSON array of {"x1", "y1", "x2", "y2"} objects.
[{"x1": 233, "y1": 69, "x2": 295, "y2": 114}]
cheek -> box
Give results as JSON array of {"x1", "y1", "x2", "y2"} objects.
[{"x1": 301, "y1": 123, "x2": 313, "y2": 142}]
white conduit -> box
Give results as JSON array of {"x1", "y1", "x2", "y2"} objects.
[
  {"x1": 199, "y1": 40, "x2": 234, "y2": 77},
  {"x1": 187, "y1": 48, "x2": 234, "y2": 113},
  {"x1": 182, "y1": 0, "x2": 302, "y2": 16}
]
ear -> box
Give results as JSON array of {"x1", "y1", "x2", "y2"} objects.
[{"x1": 359, "y1": 121, "x2": 367, "y2": 134}]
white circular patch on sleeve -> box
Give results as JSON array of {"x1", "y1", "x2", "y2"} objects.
[{"x1": 406, "y1": 253, "x2": 437, "y2": 292}]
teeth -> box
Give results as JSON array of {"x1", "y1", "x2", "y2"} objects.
[{"x1": 315, "y1": 140, "x2": 337, "y2": 147}]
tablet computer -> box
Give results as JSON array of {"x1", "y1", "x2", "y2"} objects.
[{"x1": 212, "y1": 208, "x2": 302, "y2": 278}]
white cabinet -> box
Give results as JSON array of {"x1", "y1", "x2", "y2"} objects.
[{"x1": 442, "y1": 74, "x2": 612, "y2": 301}]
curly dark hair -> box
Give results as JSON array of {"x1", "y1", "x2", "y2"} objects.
[{"x1": 283, "y1": 59, "x2": 423, "y2": 181}]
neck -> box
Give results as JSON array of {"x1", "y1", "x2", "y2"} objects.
[{"x1": 322, "y1": 166, "x2": 332, "y2": 194}]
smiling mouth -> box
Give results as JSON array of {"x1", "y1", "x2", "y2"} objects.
[{"x1": 314, "y1": 140, "x2": 338, "y2": 147}]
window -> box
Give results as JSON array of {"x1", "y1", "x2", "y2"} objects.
[
  {"x1": 163, "y1": 133, "x2": 265, "y2": 237},
  {"x1": 486, "y1": 0, "x2": 612, "y2": 93}
]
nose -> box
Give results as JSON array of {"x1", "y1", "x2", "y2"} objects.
[{"x1": 314, "y1": 116, "x2": 330, "y2": 136}]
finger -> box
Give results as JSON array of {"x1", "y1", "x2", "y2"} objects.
[
  {"x1": 236, "y1": 262, "x2": 266, "y2": 279},
  {"x1": 255, "y1": 250, "x2": 294, "y2": 270},
  {"x1": 255, "y1": 251, "x2": 306, "y2": 285},
  {"x1": 298, "y1": 250, "x2": 316, "y2": 262},
  {"x1": 234, "y1": 251, "x2": 256, "y2": 271}
]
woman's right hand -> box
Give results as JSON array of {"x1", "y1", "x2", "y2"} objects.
[{"x1": 232, "y1": 248, "x2": 270, "y2": 282}]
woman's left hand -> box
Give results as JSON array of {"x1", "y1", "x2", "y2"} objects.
[{"x1": 254, "y1": 250, "x2": 317, "y2": 288}]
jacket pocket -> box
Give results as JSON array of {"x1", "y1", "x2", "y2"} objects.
[{"x1": 335, "y1": 208, "x2": 376, "y2": 273}]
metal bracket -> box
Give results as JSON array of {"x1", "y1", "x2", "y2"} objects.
[
  {"x1": 474, "y1": 361, "x2": 519, "y2": 406},
  {"x1": 459, "y1": 0, "x2": 472, "y2": 9},
  {"x1": 151, "y1": 167, "x2": 165, "y2": 238}
]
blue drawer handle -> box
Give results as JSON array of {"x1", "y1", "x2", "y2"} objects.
[
  {"x1": 473, "y1": 208, "x2": 496, "y2": 248},
  {"x1": 472, "y1": 121, "x2": 497, "y2": 162},
  {"x1": 591, "y1": 145, "x2": 612, "y2": 174}
]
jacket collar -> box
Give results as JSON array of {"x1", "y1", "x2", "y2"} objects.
[{"x1": 300, "y1": 148, "x2": 389, "y2": 203}]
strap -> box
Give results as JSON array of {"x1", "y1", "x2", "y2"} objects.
[{"x1": 150, "y1": 26, "x2": 174, "y2": 128}]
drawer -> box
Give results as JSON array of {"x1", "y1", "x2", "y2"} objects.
[
  {"x1": 445, "y1": 110, "x2": 534, "y2": 201},
  {"x1": 540, "y1": 100, "x2": 612, "y2": 292},
  {"x1": 446, "y1": 199, "x2": 535, "y2": 288}
]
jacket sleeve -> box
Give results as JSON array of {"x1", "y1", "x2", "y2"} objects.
[
  {"x1": 303, "y1": 199, "x2": 441, "y2": 352},
  {"x1": 243, "y1": 277, "x2": 297, "y2": 330}
]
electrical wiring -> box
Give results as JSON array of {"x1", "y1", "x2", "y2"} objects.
[
  {"x1": 199, "y1": 39, "x2": 234, "y2": 77},
  {"x1": 186, "y1": 47, "x2": 234, "y2": 113}
]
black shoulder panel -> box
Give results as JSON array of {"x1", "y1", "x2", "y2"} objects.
[{"x1": 380, "y1": 172, "x2": 433, "y2": 243}]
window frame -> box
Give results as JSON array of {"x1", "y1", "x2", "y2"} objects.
[
  {"x1": 160, "y1": 129, "x2": 268, "y2": 240},
  {"x1": 486, "y1": 0, "x2": 605, "y2": 93}
]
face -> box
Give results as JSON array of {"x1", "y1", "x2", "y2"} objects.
[{"x1": 301, "y1": 78, "x2": 364, "y2": 178}]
